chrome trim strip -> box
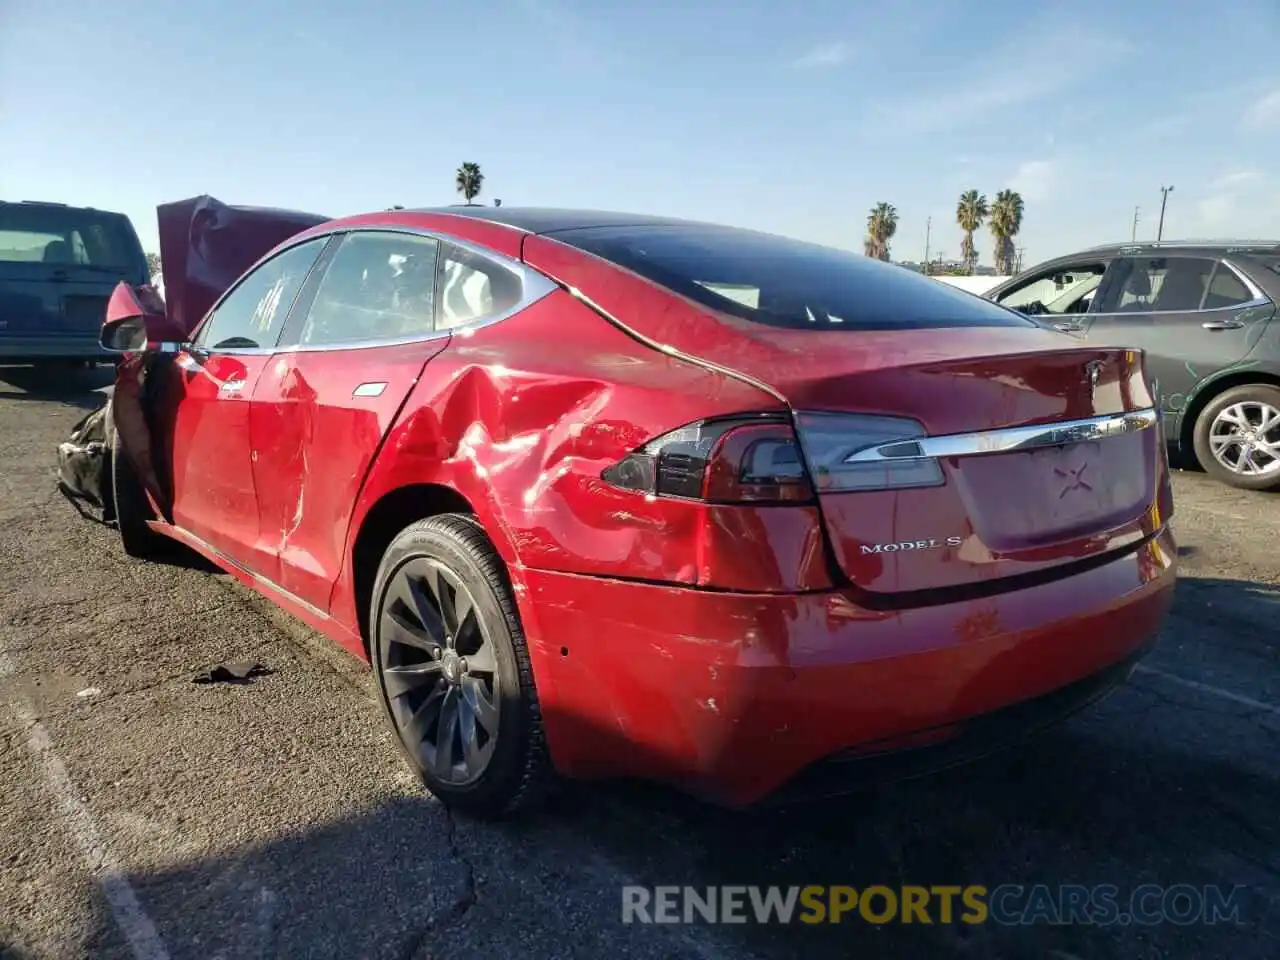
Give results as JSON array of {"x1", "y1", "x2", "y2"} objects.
[
  {"x1": 844, "y1": 408, "x2": 1159, "y2": 463},
  {"x1": 1221, "y1": 259, "x2": 1268, "y2": 303},
  {"x1": 1087, "y1": 295, "x2": 1272, "y2": 320}
]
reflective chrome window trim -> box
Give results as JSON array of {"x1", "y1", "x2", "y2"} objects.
[
  {"x1": 194, "y1": 225, "x2": 557, "y2": 356},
  {"x1": 843, "y1": 408, "x2": 1159, "y2": 463},
  {"x1": 1088, "y1": 258, "x2": 1272, "y2": 319}
]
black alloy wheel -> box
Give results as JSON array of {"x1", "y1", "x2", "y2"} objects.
[
  {"x1": 379, "y1": 556, "x2": 501, "y2": 784},
  {"x1": 370, "y1": 515, "x2": 551, "y2": 818}
]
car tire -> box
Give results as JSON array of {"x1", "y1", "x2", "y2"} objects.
[
  {"x1": 370, "y1": 514, "x2": 552, "y2": 819},
  {"x1": 1192, "y1": 383, "x2": 1280, "y2": 491},
  {"x1": 109, "y1": 427, "x2": 167, "y2": 558}
]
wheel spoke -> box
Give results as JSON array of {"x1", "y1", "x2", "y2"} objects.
[
  {"x1": 450, "y1": 581, "x2": 474, "y2": 639},
  {"x1": 1219, "y1": 404, "x2": 1250, "y2": 428},
  {"x1": 388, "y1": 571, "x2": 446, "y2": 642},
  {"x1": 383, "y1": 661, "x2": 443, "y2": 699},
  {"x1": 1209, "y1": 433, "x2": 1239, "y2": 450},
  {"x1": 403, "y1": 684, "x2": 447, "y2": 747},
  {"x1": 464, "y1": 638, "x2": 497, "y2": 675},
  {"x1": 461, "y1": 675, "x2": 499, "y2": 733},
  {"x1": 381, "y1": 606, "x2": 440, "y2": 655},
  {"x1": 435, "y1": 569, "x2": 463, "y2": 638},
  {"x1": 432, "y1": 686, "x2": 461, "y2": 777},
  {"x1": 457, "y1": 694, "x2": 483, "y2": 771}
]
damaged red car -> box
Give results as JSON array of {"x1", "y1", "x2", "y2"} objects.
[{"x1": 94, "y1": 197, "x2": 1177, "y2": 818}]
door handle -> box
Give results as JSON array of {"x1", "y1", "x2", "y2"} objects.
[
  {"x1": 1201, "y1": 319, "x2": 1245, "y2": 331},
  {"x1": 1054, "y1": 319, "x2": 1085, "y2": 333}
]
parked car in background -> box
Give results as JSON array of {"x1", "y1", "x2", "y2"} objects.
[
  {"x1": 0, "y1": 200, "x2": 149, "y2": 366},
  {"x1": 986, "y1": 242, "x2": 1280, "y2": 491},
  {"x1": 89, "y1": 199, "x2": 1177, "y2": 818}
]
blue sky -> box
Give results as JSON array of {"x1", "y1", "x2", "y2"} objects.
[{"x1": 4, "y1": 0, "x2": 1279, "y2": 268}]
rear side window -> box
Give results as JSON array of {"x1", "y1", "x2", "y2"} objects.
[
  {"x1": 437, "y1": 242, "x2": 523, "y2": 330},
  {"x1": 0, "y1": 204, "x2": 144, "y2": 271},
  {"x1": 555, "y1": 224, "x2": 1034, "y2": 330},
  {"x1": 1095, "y1": 257, "x2": 1215, "y2": 313},
  {"x1": 1202, "y1": 263, "x2": 1254, "y2": 309}
]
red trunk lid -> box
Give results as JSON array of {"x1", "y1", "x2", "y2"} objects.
[{"x1": 775, "y1": 331, "x2": 1165, "y2": 594}]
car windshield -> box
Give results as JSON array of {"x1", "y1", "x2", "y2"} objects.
[
  {"x1": 0, "y1": 204, "x2": 143, "y2": 270},
  {"x1": 557, "y1": 223, "x2": 1034, "y2": 331}
]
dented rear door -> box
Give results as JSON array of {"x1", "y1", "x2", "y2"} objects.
[{"x1": 246, "y1": 231, "x2": 448, "y2": 609}]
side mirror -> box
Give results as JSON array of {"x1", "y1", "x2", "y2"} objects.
[{"x1": 100, "y1": 282, "x2": 186, "y2": 353}]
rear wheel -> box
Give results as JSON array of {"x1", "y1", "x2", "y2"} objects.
[
  {"x1": 370, "y1": 514, "x2": 552, "y2": 818},
  {"x1": 1192, "y1": 384, "x2": 1280, "y2": 491},
  {"x1": 109, "y1": 427, "x2": 167, "y2": 558}
]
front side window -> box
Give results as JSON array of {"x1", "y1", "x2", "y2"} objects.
[
  {"x1": 295, "y1": 232, "x2": 438, "y2": 347},
  {"x1": 995, "y1": 262, "x2": 1108, "y2": 316},
  {"x1": 1095, "y1": 257, "x2": 1216, "y2": 314},
  {"x1": 195, "y1": 238, "x2": 326, "y2": 350}
]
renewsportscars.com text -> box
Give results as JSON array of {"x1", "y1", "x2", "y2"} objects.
[{"x1": 621, "y1": 884, "x2": 1246, "y2": 926}]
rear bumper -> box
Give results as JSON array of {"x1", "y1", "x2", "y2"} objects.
[
  {"x1": 519, "y1": 527, "x2": 1177, "y2": 806},
  {"x1": 0, "y1": 336, "x2": 109, "y2": 360}
]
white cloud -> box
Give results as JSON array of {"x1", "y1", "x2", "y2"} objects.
[
  {"x1": 793, "y1": 41, "x2": 849, "y2": 69},
  {"x1": 1208, "y1": 169, "x2": 1262, "y2": 192},
  {"x1": 874, "y1": 29, "x2": 1130, "y2": 134},
  {"x1": 1009, "y1": 160, "x2": 1057, "y2": 203},
  {"x1": 1186, "y1": 168, "x2": 1279, "y2": 237},
  {"x1": 1243, "y1": 88, "x2": 1280, "y2": 128}
]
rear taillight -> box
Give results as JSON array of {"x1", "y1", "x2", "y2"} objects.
[
  {"x1": 794, "y1": 412, "x2": 944, "y2": 492},
  {"x1": 602, "y1": 416, "x2": 812, "y2": 504}
]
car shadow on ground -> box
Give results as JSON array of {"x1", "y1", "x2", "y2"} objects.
[
  {"x1": 48, "y1": 577, "x2": 1280, "y2": 960},
  {"x1": 0, "y1": 364, "x2": 113, "y2": 409}
]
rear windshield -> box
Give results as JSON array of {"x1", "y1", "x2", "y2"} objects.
[
  {"x1": 556, "y1": 223, "x2": 1033, "y2": 330},
  {"x1": 0, "y1": 204, "x2": 144, "y2": 271}
]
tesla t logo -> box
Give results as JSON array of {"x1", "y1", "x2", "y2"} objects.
[
  {"x1": 1085, "y1": 360, "x2": 1104, "y2": 393},
  {"x1": 1054, "y1": 462, "x2": 1093, "y2": 498}
]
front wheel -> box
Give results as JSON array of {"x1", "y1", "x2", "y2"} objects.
[
  {"x1": 370, "y1": 514, "x2": 552, "y2": 819},
  {"x1": 109, "y1": 426, "x2": 167, "y2": 558},
  {"x1": 1192, "y1": 384, "x2": 1280, "y2": 491}
]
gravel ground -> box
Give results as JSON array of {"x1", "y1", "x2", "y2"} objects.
[{"x1": 1, "y1": 364, "x2": 1277, "y2": 960}]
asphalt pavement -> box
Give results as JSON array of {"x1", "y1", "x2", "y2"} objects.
[{"x1": 1, "y1": 365, "x2": 1277, "y2": 960}]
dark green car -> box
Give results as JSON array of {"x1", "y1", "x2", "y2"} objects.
[
  {"x1": 0, "y1": 200, "x2": 149, "y2": 366},
  {"x1": 984, "y1": 241, "x2": 1280, "y2": 492}
]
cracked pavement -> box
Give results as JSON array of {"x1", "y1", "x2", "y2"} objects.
[{"x1": 0, "y1": 365, "x2": 1277, "y2": 960}]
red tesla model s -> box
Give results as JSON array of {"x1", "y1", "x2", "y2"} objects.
[{"x1": 97, "y1": 197, "x2": 1177, "y2": 818}]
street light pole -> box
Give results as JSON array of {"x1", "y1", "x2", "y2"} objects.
[
  {"x1": 1131, "y1": 206, "x2": 1140, "y2": 242},
  {"x1": 1157, "y1": 186, "x2": 1174, "y2": 242},
  {"x1": 923, "y1": 216, "x2": 931, "y2": 274}
]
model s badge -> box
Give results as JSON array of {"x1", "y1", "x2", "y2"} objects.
[{"x1": 861, "y1": 537, "x2": 962, "y2": 555}]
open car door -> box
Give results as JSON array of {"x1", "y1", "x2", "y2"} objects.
[{"x1": 104, "y1": 196, "x2": 330, "y2": 522}]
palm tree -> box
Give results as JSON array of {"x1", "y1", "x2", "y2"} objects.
[
  {"x1": 864, "y1": 202, "x2": 898, "y2": 261},
  {"x1": 455, "y1": 162, "x2": 484, "y2": 205},
  {"x1": 989, "y1": 190, "x2": 1025, "y2": 274},
  {"x1": 956, "y1": 190, "x2": 989, "y2": 275}
]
